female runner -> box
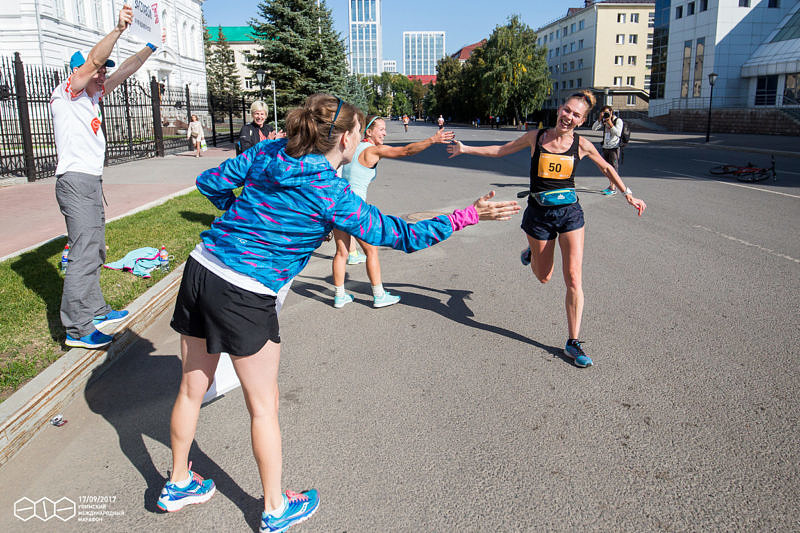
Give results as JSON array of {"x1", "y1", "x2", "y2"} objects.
[
  {"x1": 332, "y1": 116, "x2": 454, "y2": 308},
  {"x1": 447, "y1": 90, "x2": 646, "y2": 368},
  {"x1": 158, "y1": 94, "x2": 519, "y2": 532}
]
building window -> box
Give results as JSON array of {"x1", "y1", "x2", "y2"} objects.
[
  {"x1": 570, "y1": 61, "x2": 575, "y2": 70},
  {"x1": 631, "y1": 13, "x2": 639, "y2": 23},
  {"x1": 755, "y1": 75, "x2": 778, "y2": 105},
  {"x1": 783, "y1": 73, "x2": 798, "y2": 105},
  {"x1": 628, "y1": 56, "x2": 637, "y2": 65},
  {"x1": 556, "y1": 48, "x2": 560, "y2": 56},
  {"x1": 570, "y1": 42, "x2": 575, "y2": 52},
  {"x1": 647, "y1": 33, "x2": 654, "y2": 46},
  {"x1": 676, "y1": 5, "x2": 683, "y2": 19},
  {"x1": 562, "y1": 81, "x2": 567, "y2": 89},
  {"x1": 615, "y1": 55, "x2": 624, "y2": 65},
  {"x1": 688, "y1": 2, "x2": 695, "y2": 15},
  {"x1": 680, "y1": 40, "x2": 692, "y2": 98},
  {"x1": 627, "y1": 76, "x2": 636, "y2": 85},
  {"x1": 569, "y1": 80, "x2": 574, "y2": 88},
  {"x1": 578, "y1": 58, "x2": 584, "y2": 68},
  {"x1": 578, "y1": 39, "x2": 584, "y2": 49},
  {"x1": 54, "y1": 0, "x2": 65, "y2": 17},
  {"x1": 75, "y1": 0, "x2": 86, "y2": 24},
  {"x1": 571, "y1": 23, "x2": 576, "y2": 33},
  {"x1": 646, "y1": 54, "x2": 652, "y2": 68},
  {"x1": 739, "y1": 0, "x2": 750, "y2": 6},
  {"x1": 768, "y1": 0, "x2": 780, "y2": 7},
  {"x1": 692, "y1": 38, "x2": 705, "y2": 97},
  {"x1": 577, "y1": 78, "x2": 583, "y2": 87},
  {"x1": 618, "y1": 13, "x2": 626, "y2": 23},
  {"x1": 579, "y1": 20, "x2": 584, "y2": 30},
  {"x1": 616, "y1": 34, "x2": 625, "y2": 44},
  {"x1": 627, "y1": 95, "x2": 637, "y2": 106},
  {"x1": 92, "y1": 0, "x2": 103, "y2": 29},
  {"x1": 563, "y1": 45, "x2": 568, "y2": 54},
  {"x1": 555, "y1": 64, "x2": 559, "y2": 72},
  {"x1": 645, "y1": 74, "x2": 651, "y2": 90},
  {"x1": 629, "y1": 34, "x2": 638, "y2": 44},
  {"x1": 563, "y1": 63, "x2": 568, "y2": 72},
  {"x1": 556, "y1": 29, "x2": 560, "y2": 38},
  {"x1": 700, "y1": 0, "x2": 708, "y2": 11},
  {"x1": 648, "y1": 11, "x2": 655, "y2": 28},
  {"x1": 563, "y1": 26, "x2": 568, "y2": 36},
  {"x1": 614, "y1": 76, "x2": 623, "y2": 86}
]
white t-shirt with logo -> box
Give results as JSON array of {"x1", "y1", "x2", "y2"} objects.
[{"x1": 50, "y1": 76, "x2": 106, "y2": 176}]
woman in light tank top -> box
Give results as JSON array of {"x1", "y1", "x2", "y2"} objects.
[
  {"x1": 333, "y1": 116, "x2": 455, "y2": 309},
  {"x1": 447, "y1": 90, "x2": 647, "y2": 368}
]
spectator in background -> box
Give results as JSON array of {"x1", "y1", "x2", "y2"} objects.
[
  {"x1": 187, "y1": 114, "x2": 204, "y2": 158},
  {"x1": 591, "y1": 105, "x2": 624, "y2": 195},
  {"x1": 237, "y1": 101, "x2": 284, "y2": 154},
  {"x1": 50, "y1": 5, "x2": 160, "y2": 349}
]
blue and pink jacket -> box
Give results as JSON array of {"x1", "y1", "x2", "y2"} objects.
[{"x1": 196, "y1": 139, "x2": 471, "y2": 293}]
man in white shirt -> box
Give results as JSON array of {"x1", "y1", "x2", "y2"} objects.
[
  {"x1": 51, "y1": 5, "x2": 160, "y2": 348},
  {"x1": 591, "y1": 105, "x2": 623, "y2": 196}
]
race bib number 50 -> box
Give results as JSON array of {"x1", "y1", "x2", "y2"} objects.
[{"x1": 538, "y1": 153, "x2": 574, "y2": 180}]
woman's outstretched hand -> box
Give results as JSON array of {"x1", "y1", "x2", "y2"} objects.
[
  {"x1": 473, "y1": 191, "x2": 521, "y2": 221},
  {"x1": 626, "y1": 195, "x2": 647, "y2": 216},
  {"x1": 433, "y1": 130, "x2": 455, "y2": 144},
  {"x1": 447, "y1": 140, "x2": 465, "y2": 158}
]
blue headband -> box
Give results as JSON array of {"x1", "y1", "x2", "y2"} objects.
[{"x1": 365, "y1": 116, "x2": 380, "y2": 132}]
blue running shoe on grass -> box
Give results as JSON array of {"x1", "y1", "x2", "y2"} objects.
[
  {"x1": 520, "y1": 247, "x2": 531, "y2": 266},
  {"x1": 346, "y1": 252, "x2": 367, "y2": 265},
  {"x1": 373, "y1": 291, "x2": 400, "y2": 308},
  {"x1": 93, "y1": 309, "x2": 129, "y2": 328},
  {"x1": 65, "y1": 329, "x2": 113, "y2": 349},
  {"x1": 157, "y1": 463, "x2": 216, "y2": 512},
  {"x1": 333, "y1": 293, "x2": 354, "y2": 308},
  {"x1": 260, "y1": 490, "x2": 320, "y2": 533},
  {"x1": 563, "y1": 340, "x2": 593, "y2": 368}
]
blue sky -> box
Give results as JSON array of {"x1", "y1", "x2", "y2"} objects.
[{"x1": 202, "y1": 1, "x2": 570, "y2": 66}]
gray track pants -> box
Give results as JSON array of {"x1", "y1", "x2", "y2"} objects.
[{"x1": 55, "y1": 171, "x2": 112, "y2": 338}]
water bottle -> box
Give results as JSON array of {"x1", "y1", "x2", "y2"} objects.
[
  {"x1": 60, "y1": 244, "x2": 69, "y2": 274},
  {"x1": 159, "y1": 245, "x2": 170, "y2": 272}
]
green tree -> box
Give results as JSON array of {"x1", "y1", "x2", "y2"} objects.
[
  {"x1": 206, "y1": 26, "x2": 242, "y2": 118},
  {"x1": 478, "y1": 15, "x2": 550, "y2": 124},
  {"x1": 434, "y1": 56, "x2": 463, "y2": 120},
  {"x1": 340, "y1": 73, "x2": 369, "y2": 113},
  {"x1": 248, "y1": 0, "x2": 348, "y2": 126},
  {"x1": 409, "y1": 79, "x2": 427, "y2": 119}
]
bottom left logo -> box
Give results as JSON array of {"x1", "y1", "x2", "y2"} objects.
[{"x1": 14, "y1": 497, "x2": 76, "y2": 521}]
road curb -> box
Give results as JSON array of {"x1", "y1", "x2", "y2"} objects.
[{"x1": 0, "y1": 263, "x2": 184, "y2": 467}]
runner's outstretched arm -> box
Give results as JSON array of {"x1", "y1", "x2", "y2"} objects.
[{"x1": 447, "y1": 131, "x2": 533, "y2": 159}]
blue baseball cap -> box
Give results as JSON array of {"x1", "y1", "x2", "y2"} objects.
[{"x1": 69, "y1": 51, "x2": 115, "y2": 71}]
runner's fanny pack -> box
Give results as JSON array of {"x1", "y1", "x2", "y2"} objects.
[{"x1": 532, "y1": 188, "x2": 577, "y2": 206}]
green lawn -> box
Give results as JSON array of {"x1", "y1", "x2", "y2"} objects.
[{"x1": 0, "y1": 190, "x2": 223, "y2": 402}]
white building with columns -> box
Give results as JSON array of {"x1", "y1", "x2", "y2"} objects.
[{"x1": 0, "y1": 0, "x2": 207, "y2": 93}]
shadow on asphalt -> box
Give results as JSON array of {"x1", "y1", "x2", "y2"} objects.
[
  {"x1": 84, "y1": 332, "x2": 263, "y2": 528},
  {"x1": 291, "y1": 276, "x2": 573, "y2": 365}
]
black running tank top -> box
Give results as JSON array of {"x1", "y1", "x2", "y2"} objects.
[{"x1": 530, "y1": 129, "x2": 580, "y2": 194}]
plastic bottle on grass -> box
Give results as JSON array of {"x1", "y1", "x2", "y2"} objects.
[
  {"x1": 60, "y1": 244, "x2": 69, "y2": 274},
  {"x1": 159, "y1": 245, "x2": 170, "y2": 272}
]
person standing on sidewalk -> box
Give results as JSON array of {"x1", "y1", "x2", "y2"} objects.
[
  {"x1": 50, "y1": 5, "x2": 160, "y2": 348},
  {"x1": 591, "y1": 105, "x2": 624, "y2": 195},
  {"x1": 187, "y1": 115, "x2": 204, "y2": 158}
]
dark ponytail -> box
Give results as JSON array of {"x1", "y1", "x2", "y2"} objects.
[{"x1": 285, "y1": 94, "x2": 365, "y2": 158}]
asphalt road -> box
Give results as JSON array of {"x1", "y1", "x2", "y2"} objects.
[{"x1": 1, "y1": 122, "x2": 798, "y2": 532}]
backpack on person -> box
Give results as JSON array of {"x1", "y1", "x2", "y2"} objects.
[{"x1": 619, "y1": 119, "x2": 631, "y2": 147}]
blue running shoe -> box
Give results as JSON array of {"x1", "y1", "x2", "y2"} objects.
[
  {"x1": 93, "y1": 309, "x2": 129, "y2": 328},
  {"x1": 373, "y1": 291, "x2": 400, "y2": 308},
  {"x1": 520, "y1": 247, "x2": 531, "y2": 266},
  {"x1": 65, "y1": 329, "x2": 114, "y2": 349},
  {"x1": 563, "y1": 340, "x2": 593, "y2": 368},
  {"x1": 333, "y1": 293, "x2": 354, "y2": 309},
  {"x1": 157, "y1": 464, "x2": 216, "y2": 512},
  {"x1": 601, "y1": 187, "x2": 617, "y2": 196},
  {"x1": 260, "y1": 490, "x2": 320, "y2": 533},
  {"x1": 346, "y1": 252, "x2": 367, "y2": 265}
]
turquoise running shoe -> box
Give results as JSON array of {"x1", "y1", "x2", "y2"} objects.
[
  {"x1": 346, "y1": 252, "x2": 367, "y2": 265},
  {"x1": 563, "y1": 340, "x2": 593, "y2": 368},
  {"x1": 65, "y1": 329, "x2": 113, "y2": 349},
  {"x1": 333, "y1": 293, "x2": 354, "y2": 308},
  {"x1": 260, "y1": 490, "x2": 320, "y2": 533},
  {"x1": 93, "y1": 309, "x2": 129, "y2": 328},
  {"x1": 601, "y1": 187, "x2": 617, "y2": 196},
  {"x1": 520, "y1": 247, "x2": 531, "y2": 266},
  {"x1": 373, "y1": 291, "x2": 400, "y2": 308},
  {"x1": 156, "y1": 463, "x2": 216, "y2": 512}
]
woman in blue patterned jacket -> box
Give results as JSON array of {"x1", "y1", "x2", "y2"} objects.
[{"x1": 157, "y1": 94, "x2": 520, "y2": 532}]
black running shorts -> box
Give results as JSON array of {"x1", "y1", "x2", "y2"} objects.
[
  {"x1": 521, "y1": 202, "x2": 585, "y2": 241},
  {"x1": 170, "y1": 256, "x2": 281, "y2": 356}
]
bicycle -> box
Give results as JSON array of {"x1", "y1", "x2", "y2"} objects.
[{"x1": 709, "y1": 155, "x2": 776, "y2": 183}]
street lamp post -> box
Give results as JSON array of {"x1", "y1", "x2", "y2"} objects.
[
  {"x1": 270, "y1": 79, "x2": 278, "y2": 133},
  {"x1": 705, "y1": 72, "x2": 718, "y2": 143},
  {"x1": 255, "y1": 68, "x2": 266, "y2": 100}
]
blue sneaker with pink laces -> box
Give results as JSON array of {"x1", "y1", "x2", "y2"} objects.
[
  {"x1": 260, "y1": 490, "x2": 320, "y2": 532},
  {"x1": 156, "y1": 463, "x2": 216, "y2": 512}
]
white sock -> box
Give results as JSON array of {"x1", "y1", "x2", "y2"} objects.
[
  {"x1": 172, "y1": 472, "x2": 192, "y2": 488},
  {"x1": 372, "y1": 284, "x2": 385, "y2": 298},
  {"x1": 267, "y1": 495, "x2": 288, "y2": 518},
  {"x1": 335, "y1": 285, "x2": 346, "y2": 298}
]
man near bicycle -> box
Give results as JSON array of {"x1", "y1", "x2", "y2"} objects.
[{"x1": 591, "y1": 105, "x2": 623, "y2": 195}]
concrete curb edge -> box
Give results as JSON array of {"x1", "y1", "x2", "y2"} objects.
[{"x1": 0, "y1": 263, "x2": 185, "y2": 467}]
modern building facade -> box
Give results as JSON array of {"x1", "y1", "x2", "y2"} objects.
[
  {"x1": 207, "y1": 26, "x2": 257, "y2": 92},
  {"x1": 382, "y1": 59, "x2": 397, "y2": 72},
  {"x1": 536, "y1": 0, "x2": 656, "y2": 112},
  {"x1": 1, "y1": 0, "x2": 207, "y2": 93},
  {"x1": 403, "y1": 31, "x2": 445, "y2": 76},
  {"x1": 348, "y1": 0, "x2": 382, "y2": 75},
  {"x1": 648, "y1": 0, "x2": 799, "y2": 118}
]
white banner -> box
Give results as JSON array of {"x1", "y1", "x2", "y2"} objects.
[{"x1": 127, "y1": 0, "x2": 161, "y2": 45}]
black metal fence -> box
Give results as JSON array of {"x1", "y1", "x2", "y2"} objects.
[{"x1": 0, "y1": 52, "x2": 258, "y2": 182}]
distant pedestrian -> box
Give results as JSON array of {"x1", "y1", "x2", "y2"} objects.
[
  {"x1": 187, "y1": 114, "x2": 204, "y2": 158},
  {"x1": 496, "y1": 115, "x2": 501, "y2": 129},
  {"x1": 402, "y1": 113, "x2": 409, "y2": 132},
  {"x1": 437, "y1": 114, "x2": 445, "y2": 129},
  {"x1": 591, "y1": 105, "x2": 624, "y2": 195},
  {"x1": 489, "y1": 115, "x2": 494, "y2": 129},
  {"x1": 50, "y1": 5, "x2": 159, "y2": 348}
]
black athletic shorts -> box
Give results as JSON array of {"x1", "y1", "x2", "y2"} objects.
[
  {"x1": 170, "y1": 256, "x2": 281, "y2": 356},
  {"x1": 521, "y1": 202, "x2": 585, "y2": 241}
]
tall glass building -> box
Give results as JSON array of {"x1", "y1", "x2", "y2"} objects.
[
  {"x1": 403, "y1": 31, "x2": 446, "y2": 76},
  {"x1": 348, "y1": 0, "x2": 382, "y2": 75}
]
